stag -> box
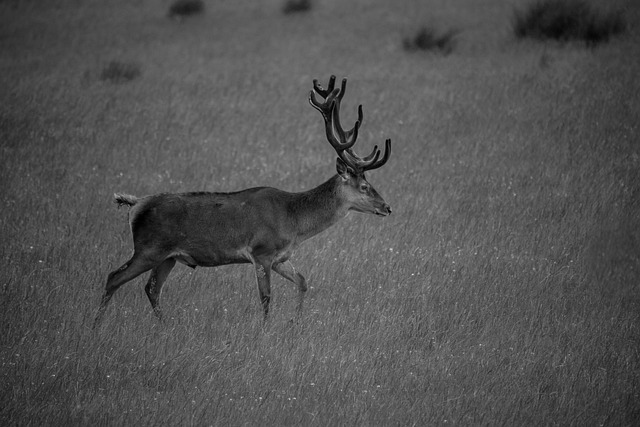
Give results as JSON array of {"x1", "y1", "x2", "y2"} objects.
[{"x1": 93, "y1": 75, "x2": 392, "y2": 327}]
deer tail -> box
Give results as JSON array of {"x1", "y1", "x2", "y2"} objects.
[{"x1": 114, "y1": 193, "x2": 138, "y2": 208}]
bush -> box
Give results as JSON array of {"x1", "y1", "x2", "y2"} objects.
[
  {"x1": 167, "y1": 0, "x2": 204, "y2": 19},
  {"x1": 282, "y1": 0, "x2": 312, "y2": 15},
  {"x1": 100, "y1": 61, "x2": 141, "y2": 84},
  {"x1": 403, "y1": 27, "x2": 458, "y2": 55},
  {"x1": 513, "y1": 0, "x2": 625, "y2": 46}
]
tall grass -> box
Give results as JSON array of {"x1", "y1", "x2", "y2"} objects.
[{"x1": 1, "y1": 0, "x2": 639, "y2": 425}]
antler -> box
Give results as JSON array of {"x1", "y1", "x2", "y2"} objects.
[{"x1": 309, "y1": 75, "x2": 391, "y2": 173}]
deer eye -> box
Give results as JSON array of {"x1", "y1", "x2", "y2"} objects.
[{"x1": 359, "y1": 183, "x2": 370, "y2": 192}]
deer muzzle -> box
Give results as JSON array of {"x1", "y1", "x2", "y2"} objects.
[{"x1": 376, "y1": 203, "x2": 392, "y2": 216}]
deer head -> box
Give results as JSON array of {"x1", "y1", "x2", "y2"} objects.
[{"x1": 309, "y1": 75, "x2": 392, "y2": 216}]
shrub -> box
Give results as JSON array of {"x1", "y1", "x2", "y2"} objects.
[
  {"x1": 513, "y1": 0, "x2": 625, "y2": 46},
  {"x1": 403, "y1": 26, "x2": 458, "y2": 55},
  {"x1": 167, "y1": 0, "x2": 204, "y2": 19},
  {"x1": 282, "y1": 0, "x2": 312, "y2": 14},
  {"x1": 100, "y1": 61, "x2": 141, "y2": 84}
]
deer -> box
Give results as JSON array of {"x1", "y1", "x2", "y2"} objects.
[{"x1": 93, "y1": 75, "x2": 392, "y2": 328}]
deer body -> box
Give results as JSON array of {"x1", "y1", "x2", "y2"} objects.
[
  {"x1": 117, "y1": 176, "x2": 355, "y2": 269},
  {"x1": 93, "y1": 76, "x2": 392, "y2": 327}
]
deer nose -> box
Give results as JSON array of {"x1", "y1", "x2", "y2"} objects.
[{"x1": 383, "y1": 203, "x2": 392, "y2": 215}]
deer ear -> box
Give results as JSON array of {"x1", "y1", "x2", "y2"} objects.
[{"x1": 336, "y1": 157, "x2": 355, "y2": 179}]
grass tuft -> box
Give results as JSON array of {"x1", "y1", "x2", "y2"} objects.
[
  {"x1": 513, "y1": 0, "x2": 625, "y2": 46},
  {"x1": 403, "y1": 26, "x2": 458, "y2": 55},
  {"x1": 167, "y1": 0, "x2": 205, "y2": 19},
  {"x1": 282, "y1": 0, "x2": 312, "y2": 15},
  {"x1": 99, "y1": 61, "x2": 141, "y2": 84}
]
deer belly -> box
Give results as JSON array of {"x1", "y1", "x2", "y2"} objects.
[
  {"x1": 170, "y1": 248, "x2": 249, "y2": 268},
  {"x1": 171, "y1": 251, "x2": 198, "y2": 268}
]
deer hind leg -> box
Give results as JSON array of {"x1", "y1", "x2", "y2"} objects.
[
  {"x1": 272, "y1": 261, "x2": 307, "y2": 292},
  {"x1": 93, "y1": 252, "x2": 159, "y2": 328},
  {"x1": 144, "y1": 257, "x2": 176, "y2": 321}
]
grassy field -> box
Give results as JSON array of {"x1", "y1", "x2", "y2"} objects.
[{"x1": 1, "y1": 0, "x2": 639, "y2": 425}]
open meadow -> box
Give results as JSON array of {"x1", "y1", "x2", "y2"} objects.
[{"x1": 1, "y1": 0, "x2": 639, "y2": 424}]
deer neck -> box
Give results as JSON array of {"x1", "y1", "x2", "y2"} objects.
[{"x1": 290, "y1": 175, "x2": 349, "y2": 242}]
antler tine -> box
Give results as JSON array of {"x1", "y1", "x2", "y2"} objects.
[
  {"x1": 359, "y1": 144, "x2": 379, "y2": 162},
  {"x1": 309, "y1": 87, "x2": 340, "y2": 120},
  {"x1": 343, "y1": 145, "x2": 380, "y2": 170},
  {"x1": 330, "y1": 97, "x2": 359, "y2": 147},
  {"x1": 344, "y1": 104, "x2": 363, "y2": 140},
  {"x1": 327, "y1": 77, "x2": 361, "y2": 151},
  {"x1": 343, "y1": 138, "x2": 391, "y2": 172},
  {"x1": 362, "y1": 138, "x2": 391, "y2": 171},
  {"x1": 335, "y1": 77, "x2": 347, "y2": 102},
  {"x1": 312, "y1": 75, "x2": 336, "y2": 98}
]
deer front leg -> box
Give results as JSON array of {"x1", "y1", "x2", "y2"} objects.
[
  {"x1": 253, "y1": 261, "x2": 272, "y2": 318},
  {"x1": 272, "y1": 260, "x2": 307, "y2": 292},
  {"x1": 273, "y1": 260, "x2": 307, "y2": 318}
]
